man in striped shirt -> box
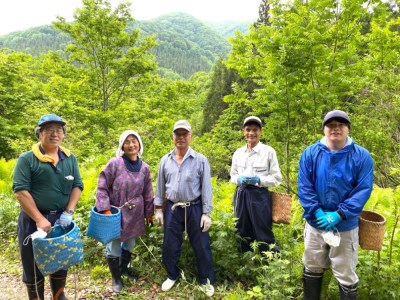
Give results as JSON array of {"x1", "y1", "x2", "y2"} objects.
[{"x1": 154, "y1": 120, "x2": 215, "y2": 297}]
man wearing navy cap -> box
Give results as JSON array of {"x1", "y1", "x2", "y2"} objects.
[
  {"x1": 230, "y1": 116, "x2": 283, "y2": 254},
  {"x1": 13, "y1": 114, "x2": 84, "y2": 300},
  {"x1": 298, "y1": 110, "x2": 374, "y2": 299}
]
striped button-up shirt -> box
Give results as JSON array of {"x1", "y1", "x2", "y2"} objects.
[{"x1": 155, "y1": 147, "x2": 213, "y2": 214}]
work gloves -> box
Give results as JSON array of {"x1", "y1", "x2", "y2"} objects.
[
  {"x1": 237, "y1": 175, "x2": 260, "y2": 186},
  {"x1": 314, "y1": 208, "x2": 326, "y2": 220},
  {"x1": 200, "y1": 214, "x2": 212, "y2": 232},
  {"x1": 155, "y1": 208, "x2": 164, "y2": 225},
  {"x1": 237, "y1": 175, "x2": 247, "y2": 186},
  {"x1": 316, "y1": 210, "x2": 342, "y2": 231},
  {"x1": 31, "y1": 228, "x2": 47, "y2": 240},
  {"x1": 59, "y1": 211, "x2": 73, "y2": 228},
  {"x1": 246, "y1": 176, "x2": 260, "y2": 185}
]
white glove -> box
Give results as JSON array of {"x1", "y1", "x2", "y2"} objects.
[
  {"x1": 31, "y1": 228, "x2": 47, "y2": 240},
  {"x1": 59, "y1": 211, "x2": 73, "y2": 227},
  {"x1": 200, "y1": 214, "x2": 211, "y2": 232},
  {"x1": 155, "y1": 208, "x2": 164, "y2": 225}
]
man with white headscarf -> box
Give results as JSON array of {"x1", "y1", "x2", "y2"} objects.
[{"x1": 96, "y1": 130, "x2": 154, "y2": 293}]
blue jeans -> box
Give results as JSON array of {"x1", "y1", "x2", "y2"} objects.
[{"x1": 106, "y1": 237, "x2": 136, "y2": 257}]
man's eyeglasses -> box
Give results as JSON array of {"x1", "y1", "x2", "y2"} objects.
[
  {"x1": 42, "y1": 127, "x2": 64, "y2": 134},
  {"x1": 325, "y1": 123, "x2": 347, "y2": 129}
]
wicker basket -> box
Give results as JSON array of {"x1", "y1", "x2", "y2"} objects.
[
  {"x1": 359, "y1": 210, "x2": 386, "y2": 251},
  {"x1": 87, "y1": 206, "x2": 121, "y2": 244},
  {"x1": 271, "y1": 191, "x2": 292, "y2": 224},
  {"x1": 32, "y1": 221, "x2": 84, "y2": 276}
]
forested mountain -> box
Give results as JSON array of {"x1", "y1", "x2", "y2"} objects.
[
  {"x1": 0, "y1": 13, "x2": 251, "y2": 78},
  {"x1": 205, "y1": 20, "x2": 252, "y2": 39},
  {"x1": 131, "y1": 13, "x2": 239, "y2": 78}
]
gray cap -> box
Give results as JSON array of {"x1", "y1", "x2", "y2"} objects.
[
  {"x1": 243, "y1": 116, "x2": 262, "y2": 128},
  {"x1": 323, "y1": 110, "x2": 351, "y2": 127},
  {"x1": 173, "y1": 120, "x2": 192, "y2": 132}
]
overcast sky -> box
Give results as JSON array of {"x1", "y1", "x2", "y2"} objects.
[{"x1": 0, "y1": 0, "x2": 261, "y2": 35}]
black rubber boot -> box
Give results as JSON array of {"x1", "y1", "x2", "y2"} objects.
[
  {"x1": 50, "y1": 275, "x2": 68, "y2": 300},
  {"x1": 107, "y1": 256, "x2": 124, "y2": 292},
  {"x1": 302, "y1": 268, "x2": 323, "y2": 300},
  {"x1": 120, "y1": 249, "x2": 138, "y2": 280},
  {"x1": 339, "y1": 283, "x2": 357, "y2": 300},
  {"x1": 26, "y1": 279, "x2": 45, "y2": 300}
]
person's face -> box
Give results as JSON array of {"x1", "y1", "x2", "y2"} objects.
[
  {"x1": 324, "y1": 120, "x2": 349, "y2": 147},
  {"x1": 173, "y1": 129, "x2": 191, "y2": 150},
  {"x1": 123, "y1": 135, "x2": 140, "y2": 158},
  {"x1": 243, "y1": 124, "x2": 261, "y2": 147},
  {"x1": 39, "y1": 123, "x2": 64, "y2": 148}
]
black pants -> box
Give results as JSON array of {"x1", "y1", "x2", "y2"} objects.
[
  {"x1": 17, "y1": 210, "x2": 68, "y2": 284},
  {"x1": 234, "y1": 186, "x2": 278, "y2": 253},
  {"x1": 162, "y1": 200, "x2": 216, "y2": 284}
]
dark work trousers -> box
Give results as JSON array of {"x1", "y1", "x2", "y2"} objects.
[
  {"x1": 162, "y1": 200, "x2": 216, "y2": 285},
  {"x1": 17, "y1": 210, "x2": 68, "y2": 284},
  {"x1": 234, "y1": 186, "x2": 278, "y2": 253}
]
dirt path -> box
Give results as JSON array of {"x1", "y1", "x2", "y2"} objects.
[{"x1": 0, "y1": 260, "x2": 191, "y2": 300}]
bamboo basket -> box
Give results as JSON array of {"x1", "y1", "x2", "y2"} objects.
[
  {"x1": 271, "y1": 191, "x2": 292, "y2": 224},
  {"x1": 359, "y1": 210, "x2": 386, "y2": 251},
  {"x1": 87, "y1": 206, "x2": 121, "y2": 244}
]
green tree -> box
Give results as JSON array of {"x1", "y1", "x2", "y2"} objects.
[
  {"x1": 225, "y1": 0, "x2": 379, "y2": 190},
  {"x1": 201, "y1": 58, "x2": 238, "y2": 134},
  {"x1": 0, "y1": 50, "x2": 44, "y2": 158},
  {"x1": 53, "y1": 0, "x2": 157, "y2": 113}
]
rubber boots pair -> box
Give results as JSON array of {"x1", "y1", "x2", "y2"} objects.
[
  {"x1": 26, "y1": 276, "x2": 68, "y2": 300},
  {"x1": 302, "y1": 268, "x2": 358, "y2": 300}
]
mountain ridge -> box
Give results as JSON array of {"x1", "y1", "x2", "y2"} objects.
[{"x1": 0, "y1": 13, "x2": 252, "y2": 78}]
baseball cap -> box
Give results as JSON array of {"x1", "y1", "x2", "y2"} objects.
[
  {"x1": 173, "y1": 120, "x2": 191, "y2": 132},
  {"x1": 243, "y1": 116, "x2": 262, "y2": 128},
  {"x1": 322, "y1": 110, "x2": 350, "y2": 127},
  {"x1": 37, "y1": 114, "x2": 66, "y2": 127}
]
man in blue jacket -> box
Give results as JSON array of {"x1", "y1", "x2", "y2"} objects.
[{"x1": 298, "y1": 110, "x2": 374, "y2": 300}]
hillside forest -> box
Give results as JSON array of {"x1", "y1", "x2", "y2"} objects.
[{"x1": 0, "y1": 0, "x2": 399, "y2": 299}]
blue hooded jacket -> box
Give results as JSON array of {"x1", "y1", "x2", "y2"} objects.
[{"x1": 298, "y1": 137, "x2": 374, "y2": 232}]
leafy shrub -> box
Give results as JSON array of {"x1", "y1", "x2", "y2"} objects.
[{"x1": 1, "y1": 160, "x2": 399, "y2": 298}]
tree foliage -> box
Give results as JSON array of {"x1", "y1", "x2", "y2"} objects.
[
  {"x1": 53, "y1": 0, "x2": 157, "y2": 113},
  {"x1": 224, "y1": 0, "x2": 400, "y2": 189}
]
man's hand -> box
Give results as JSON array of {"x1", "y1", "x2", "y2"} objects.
[
  {"x1": 155, "y1": 209, "x2": 164, "y2": 225},
  {"x1": 317, "y1": 211, "x2": 341, "y2": 231},
  {"x1": 246, "y1": 176, "x2": 260, "y2": 186},
  {"x1": 200, "y1": 214, "x2": 211, "y2": 232},
  {"x1": 59, "y1": 211, "x2": 73, "y2": 228},
  {"x1": 36, "y1": 217, "x2": 52, "y2": 233},
  {"x1": 237, "y1": 176, "x2": 248, "y2": 186}
]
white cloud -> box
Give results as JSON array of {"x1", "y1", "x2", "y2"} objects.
[{"x1": 0, "y1": 0, "x2": 261, "y2": 35}]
